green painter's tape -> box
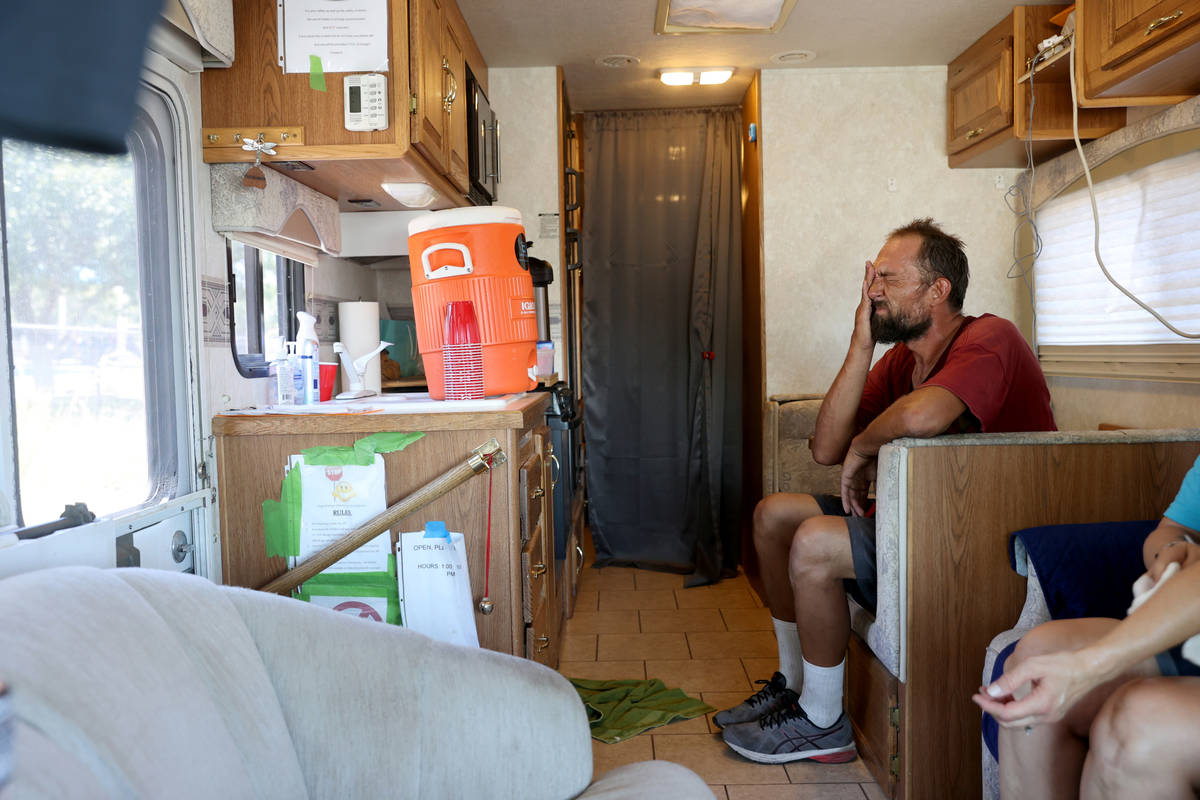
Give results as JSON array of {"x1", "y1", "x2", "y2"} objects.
[
  {"x1": 263, "y1": 464, "x2": 304, "y2": 558},
  {"x1": 309, "y1": 55, "x2": 326, "y2": 91},
  {"x1": 295, "y1": 573, "x2": 401, "y2": 625},
  {"x1": 300, "y1": 431, "x2": 424, "y2": 466}
]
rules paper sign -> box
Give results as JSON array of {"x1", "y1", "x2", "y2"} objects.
[{"x1": 294, "y1": 454, "x2": 389, "y2": 573}]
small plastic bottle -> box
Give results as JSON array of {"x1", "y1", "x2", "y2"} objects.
[
  {"x1": 296, "y1": 311, "x2": 321, "y2": 405},
  {"x1": 287, "y1": 342, "x2": 304, "y2": 404},
  {"x1": 266, "y1": 337, "x2": 294, "y2": 406}
]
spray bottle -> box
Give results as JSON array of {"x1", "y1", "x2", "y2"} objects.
[{"x1": 296, "y1": 311, "x2": 320, "y2": 404}]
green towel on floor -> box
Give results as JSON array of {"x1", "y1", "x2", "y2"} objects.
[{"x1": 567, "y1": 677, "x2": 715, "y2": 744}]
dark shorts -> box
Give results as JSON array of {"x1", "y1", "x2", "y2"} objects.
[
  {"x1": 814, "y1": 493, "x2": 877, "y2": 614},
  {"x1": 1155, "y1": 643, "x2": 1200, "y2": 677}
]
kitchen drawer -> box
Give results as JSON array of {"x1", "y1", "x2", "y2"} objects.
[
  {"x1": 521, "y1": 520, "x2": 550, "y2": 624},
  {"x1": 518, "y1": 448, "x2": 545, "y2": 544}
]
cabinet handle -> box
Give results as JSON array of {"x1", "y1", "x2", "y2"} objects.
[
  {"x1": 575, "y1": 545, "x2": 584, "y2": 576},
  {"x1": 531, "y1": 562, "x2": 547, "y2": 577},
  {"x1": 531, "y1": 486, "x2": 545, "y2": 499},
  {"x1": 442, "y1": 57, "x2": 457, "y2": 113},
  {"x1": 549, "y1": 454, "x2": 561, "y2": 491},
  {"x1": 535, "y1": 635, "x2": 550, "y2": 653},
  {"x1": 965, "y1": 127, "x2": 984, "y2": 140},
  {"x1": 1146, "y1": 10, "x2": 1183, "y2": 35}
]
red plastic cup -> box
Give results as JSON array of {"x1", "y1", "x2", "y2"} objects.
[
  {"x1": 318, "y1": 362, "x2": 337, "y2": 402},
  {"x1": 443, "y1": 301, "x2": 484, "y2": 400}
]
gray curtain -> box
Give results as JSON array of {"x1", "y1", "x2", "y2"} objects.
[{"x1": 582, "y1": 108, "x2": 743, "y2": 585}]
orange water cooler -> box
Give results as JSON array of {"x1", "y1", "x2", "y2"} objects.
[{"x1": 407, "y1": 207, "x2": 538, "y2": 400}]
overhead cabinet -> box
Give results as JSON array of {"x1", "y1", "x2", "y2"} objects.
[
  {"x1": 948, "y1": 6, "x2": 1125, "y2": 168},
  {"x1": 1076, "y1": 0, "x2": 1200, "y2": 104},
  {"x1": 200, "y1": 0, "x2": 483, "y2": 211}
]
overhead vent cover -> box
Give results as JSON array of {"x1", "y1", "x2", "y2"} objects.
[{"x1": 655, "y1": 0, "x2": 798, "y2": 34}]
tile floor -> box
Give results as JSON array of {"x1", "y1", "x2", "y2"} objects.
[{"x1": 558, "y1": 558, "x2": 886, "y2": 800}]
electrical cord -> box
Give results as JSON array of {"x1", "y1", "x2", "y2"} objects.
[
  {"x1": 1068, "y1": 40, "x2": 1200, "y2": 339},
  {"x1": 1006, "y1": 46, "x2": 1047, "y2": 345}
]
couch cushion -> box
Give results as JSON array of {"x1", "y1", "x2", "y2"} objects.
[
  {"x1": 0, "y1": 567, "x2": 309, "y2": 799},
  {"x1": 772, "y1": 397, "x2": 841, "y2": 497},
  {"x1": 225, "y1": 585, "x2": 595, "y2": 800}
]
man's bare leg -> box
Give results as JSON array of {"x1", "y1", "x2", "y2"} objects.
[
  {"x1": 752, "y1": 493, "x2": 826, "y2": 621},
  {"x1": 787, "y1": 515, "x2": 856, "y2": 666},
  {"x1": 997, "y1": 618, "x2": 1159, "y2": 800},
  {"x1": 1082, "y1": 677, "x2": 1200, "y2": 800}
]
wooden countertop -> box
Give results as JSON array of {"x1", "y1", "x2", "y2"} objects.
[{"x1": 212, "y1": 393, "x2": 550, "y2": 437}]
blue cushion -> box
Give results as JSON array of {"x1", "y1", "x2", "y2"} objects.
[
  {"x1": 1007, "y1": 520, "x2": 1156, "y2": 621},
  {"x1": 982, "y1": 640, "x2": 1019, "y2": 760}
]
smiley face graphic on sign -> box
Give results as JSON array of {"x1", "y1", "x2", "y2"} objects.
[{"x1": 332, "y1": 480, "x2": 356, "y2": 501}]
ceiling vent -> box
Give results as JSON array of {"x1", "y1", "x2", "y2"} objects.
[
  {"x1": 770, "y1": 49, "x2": 816, "y2": 65},
  {"x1": 595, "y1": 54, "x2": 640, "y2": 68},
  {"x1": 655, "y1": 0, "x2": 798, "y2": 34}
]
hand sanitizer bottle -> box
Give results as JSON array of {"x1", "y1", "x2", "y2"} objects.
[
  {"x1": 296, "y1": 311, "x2": 321, "y2": 405},
  {"x1": 266, "y1": 336, "x2": 293, "y2": 405}
]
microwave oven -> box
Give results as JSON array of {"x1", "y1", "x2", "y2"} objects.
[{"x1": 466, "y1": 68, "x2": 499, "y2": 205}]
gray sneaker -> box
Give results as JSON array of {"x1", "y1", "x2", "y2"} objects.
[
  {"x1": 721, "y1": 701, "x2": 857, "y2": 764},
  {"x1": 712, "y1": 672, "x2": 797, "y2": 729}
]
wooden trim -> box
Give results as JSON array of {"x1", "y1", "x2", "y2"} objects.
[{"x1": 1038, "y1": 344, "x2": 1200, "y2": 383}]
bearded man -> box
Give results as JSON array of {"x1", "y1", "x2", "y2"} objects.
[{"x1": 716, "y1": 218, "x2": 1057, "y2": 764}]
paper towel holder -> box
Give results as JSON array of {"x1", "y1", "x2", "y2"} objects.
[{"x1": 333, "y1": 340, "x2": 392, "y2": 400}]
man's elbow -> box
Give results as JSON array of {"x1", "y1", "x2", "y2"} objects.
[
  {"x1": 810, "y1": 441, "x2": 843, "y2": 466},
  {"x1": 897, "y1": 403, "x2": 953, "y2": 440}
]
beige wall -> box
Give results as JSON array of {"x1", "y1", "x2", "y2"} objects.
[
  {"x1": 1048, "y1": 377, "x2": 1200, "y2": 430},
  {"x1": 489, "y1": 67, "x2": 565, "y2": 373},
  {"x1": 760, "y1": 67, "x2": 1025, "y2": 397}
]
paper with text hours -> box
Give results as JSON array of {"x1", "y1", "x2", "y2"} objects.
[
  {"x1": 281, "y1": 0, "x2": 389, "y2": 74},
  {"x1": 397, "y1": 527, "x2": 479, "y2": 648}
]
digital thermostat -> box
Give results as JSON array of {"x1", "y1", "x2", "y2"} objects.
[{"x1": 344, "y1": 73, "x2": 388, "y2": 132}]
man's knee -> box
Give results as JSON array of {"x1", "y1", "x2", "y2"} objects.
[
  {"x1": 787, "y1": 516, "x2": 851, "y2": 583},
  {"x1": 753, "y1": 493, "x2": 819, "y2": 548}
]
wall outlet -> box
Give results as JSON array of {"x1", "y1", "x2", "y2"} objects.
[
  {"x1": 887, "y1": 177, "x2": 897, "y2": 192},
  {"x1": 995, "y1": 174, "x2": 1007, "y2": 190}
]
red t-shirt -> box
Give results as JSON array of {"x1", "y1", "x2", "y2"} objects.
[{"x1": 855, "y1": 314, "x2": 1056, "y2": 434}]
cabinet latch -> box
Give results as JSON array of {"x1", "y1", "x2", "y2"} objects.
[{"x1": 410, "y1": 94, "x2": 418, "y2": 115}]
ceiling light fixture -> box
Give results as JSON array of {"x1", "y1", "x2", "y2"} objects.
[
  {"x1": 655, "y1": 0, "x2": 798, "y2": 34},
  {"x1": 659, "y1": 69, "x2": 696, "y2": 86},
  {"x1": 698, "y1": 68, "x2": 734, "y2": 85},
  {"x1": 381, "y1": 182, "x2": 437, "y2": 208}
]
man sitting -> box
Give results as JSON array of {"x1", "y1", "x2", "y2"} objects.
[{"x1": 718, "y1": 218, "x2": 1057, "y2": 764}]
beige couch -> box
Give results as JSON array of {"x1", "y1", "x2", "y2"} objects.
[{"x1": 0, "y1": 566, "x2": 711, "y2": 799}]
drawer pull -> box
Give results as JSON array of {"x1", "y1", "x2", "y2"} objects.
[
  {"x1": 531, "y1": 562, "x2": 547, "y2": 577},
  {"x1": 531, "y1": 486, "x2": 545, "y2": 499},
  {"x1": 965, "y1": 127, "x2": 984, "y2": 139},
  {"x1": 1146, "y1": 10, "x2": 1183, "y2": 35},
  {"x1": 535, "y1": 635, "x2": 550, "y2": 653},
  {"x1": 575, "y1": 545, "x2": 584, "y2": 576}
]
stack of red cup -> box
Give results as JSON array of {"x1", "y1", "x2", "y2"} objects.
[{"x1": 442, "y1": 300, "x2": 484, "y2": 400}]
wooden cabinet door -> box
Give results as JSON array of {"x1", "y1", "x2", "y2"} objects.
[
  {"x1": 443, "y1": 22, "x2": 470, "y2": 193},
  {"x1": 946, "y1": 29, "x2": 1013, "y2": 154},
  {"x1": 1099, "y1": 0, "x2": 1200, "y2": 68},
  {"x1": 410, "y1": 0, "x2": 448, "y2": 173}
]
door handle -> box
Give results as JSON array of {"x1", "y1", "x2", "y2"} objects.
[{"x1": 1146, "y1": 10, "x2": 1183, "y2": 35}]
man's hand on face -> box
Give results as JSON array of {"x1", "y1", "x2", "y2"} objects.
[
  {"x1": 853, "y1": 260, "x2": 877, "y2": 351},
  {"x1": 840, "y1": 442, "x2": 877, "y2": 517}
]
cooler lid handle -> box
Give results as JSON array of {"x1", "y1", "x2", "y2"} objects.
[{"x1": 421, "y1": 243, "x2": 474, "y2": 280}]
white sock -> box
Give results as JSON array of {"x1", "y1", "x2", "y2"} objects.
[
  {"x1": 771, "y1": 617, "x2": 803, "y2": 690},
  {"x1": 799, "y1": 657, "x2": 845, "y2": 728}
]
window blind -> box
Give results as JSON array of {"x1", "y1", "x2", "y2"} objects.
[{"x1": 1034, "y1": 147, "x2": 1200, "y2": 346}]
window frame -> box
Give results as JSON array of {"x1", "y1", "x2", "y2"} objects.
[{"x1": 225, "y1": 238, "x2": 306, "y2": 379}]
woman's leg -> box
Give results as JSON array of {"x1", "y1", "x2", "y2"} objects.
[
  {"x1": 997, "y1": 618, "x2": 1159, "y2": 800},
  {"x1": 1082, "y1": 676, "x2": 1200, "y2": 800}
]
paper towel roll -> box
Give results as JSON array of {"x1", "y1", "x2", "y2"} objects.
[{"x1": 338, "y1": 301, "x2": 383, "y2": 393}]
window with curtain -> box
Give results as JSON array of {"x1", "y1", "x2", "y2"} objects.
[{"x1": 1033, "y1": 146, "x2": 1200, "y2": 381}]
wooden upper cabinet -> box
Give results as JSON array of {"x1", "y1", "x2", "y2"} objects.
[
  {"x1": 1099, "y1": 0, "x2": 1200, "y2": 68},
  {"x1": 947, "y1": 20, "x2": 1014, "y2": 155},
  {"x1": 947, "y1": 6, "x2": 1125, "y2": 168},
  {"x1": 200, "y1": 0, "x2": 486, "y2": 211},
  {"x1": 443, "y1": 22, "x2": 470, "y2": 193},
  {"x1": 410, "y1": 0, "x2": 449, "y2": 173},
  {"x1": 1077, "y1": 0, "x2": 1200, "y2": 104}
]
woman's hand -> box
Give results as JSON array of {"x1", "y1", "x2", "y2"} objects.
[{"x1": 971, "y1": 649, "x2": 1111, "y2": 728}]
